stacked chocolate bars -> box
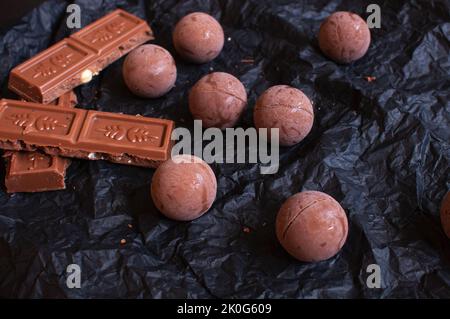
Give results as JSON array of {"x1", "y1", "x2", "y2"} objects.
[{"x1": 1, "y1": 9, "x2": 175, "y2": 193}]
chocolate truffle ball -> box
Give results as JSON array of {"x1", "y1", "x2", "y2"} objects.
[
  {"x1": 253, "y1": 85, "x2": 314, "y2": 146},
  {"x1": 276, "y1": 191, "x2": 348, "y2": 262},
  {"x1": 189, "y1": 72, "x2": 247, "y2": 129},
  {"x1": 441, "y1": 191, "x2": 450, "y2": 238},
  {"x1": 318, "y1": 11, "x2": 371, "y2": 64},
  {"x1": 173, "y1": 12, "x2": 224, "y2": 63},
  {"x1": 151, "y1": 155, "x2": 217, "y2": 221},
  {"x1": 123, "y1": 44, "x2": 177, "y2": 98}
]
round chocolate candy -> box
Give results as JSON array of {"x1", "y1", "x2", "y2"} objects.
[
  {"x1": 189, "y1": 72, "x2": 247, "y2": 129},
  {"x1": 253, "y1": 85, "x2": 314, "y2": 146},
  {"x1": 173, "y1": 12, "x2": 224, "y2": 63},
  {"x1": 122, "y1": 44, "x2": 177, "y2": 98},
  {"x1": 441, "y1": 191, "x2": 450, "y2": 238},
  {"x1": 276, "y1": 191, "x2": 348, "y2": 262},
  {"x1": 318, "y1": 11, "x2": 371, "y2": 64},
  {"x1": 151, "y1": 155, "x2": 217, "y2": 221}
]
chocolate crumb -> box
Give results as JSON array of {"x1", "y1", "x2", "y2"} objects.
[
  {"x1": 365, "y1": 76, "x2": 376, "y2": 82},
  {"x1": 241, "y1": 58, "x2": 254, "y2": 64}
]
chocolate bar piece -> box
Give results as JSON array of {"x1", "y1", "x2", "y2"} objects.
[
  {"x1": 0, "y1": 99, "x2": 174, "y2": 167},
  {"x1": 4, "y1": 151, "x2": 70, "y2": 193},
  {"x1": 3, "y1": 91, "x2": 77, "y2": 193},
  {"x1": 8, "y1": 9, "x2": 154, "y2": 104}
]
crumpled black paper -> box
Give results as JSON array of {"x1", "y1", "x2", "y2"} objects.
[{"x1": 0, "y1": 0, "x2": 449, "y2": 298}]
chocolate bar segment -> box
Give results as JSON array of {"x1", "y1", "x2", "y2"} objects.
[
  {"x1": 71, "y1": 9, "x2": 151, "y2": 55},
  {"x1": 9, "y1": 39, "x2": 95, "y2": 103},
  {"x1": 9, "y1": 9, "x2": 154, "y2": 104},
  {"x1": 4, "y1": 151, "x2": 69, "y2": 193},
  {"x1": 3, "y1": 91, "x2": 77, "y2": 193},
  {"x1": 0, "y1": 99, "x2": 174, "y2": 167}
]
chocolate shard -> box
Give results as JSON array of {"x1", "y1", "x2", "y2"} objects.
[
  {"x1": 4, "y1": 91, "x2": 77, "y2": 193},
  {"x1": 0, "y1": 99, "x2": 174, "y2": 168},
  {"x1": 8, "y1": 9, "x2": 154, "y2": 104}
]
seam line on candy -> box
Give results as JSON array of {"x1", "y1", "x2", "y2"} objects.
[
  {"x1": 256, "y1": 103, "x2": 314, "y2": 117},
  {"x1": 282, "y1": 198, "x2": 328, "y2": 240},
  {"x1": 195, "y1": 88, "x2": 247, "y2": 104}
]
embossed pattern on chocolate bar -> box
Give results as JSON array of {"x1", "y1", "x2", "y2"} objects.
[
  {"x1": 4, "y1": 91, "x2": 77, "y2": 193},
  {"x1": 8, "y1": 9, "x2": 154, "y2": 104},
  {"x1": 0, "y1": 99, "x2": 174, "y2": 167},
  {"x1": 71, "y1": 10, "x2": 147, "y2": 54},
  {"x1": 77, "y1": 112, "x2": 167, "y2": 157},
  {"x1": 15, "y1": 39, "x2": 94, "y2": 86},
  {"x1": 0, "y1": 102, "x2": 83, "y2": 144},
  {"x1": 12, "y1": 151, "x2": 54, "y2": 171},
  {"x1": 4, "y1": 151, "x2": 69, "y2": 193}
]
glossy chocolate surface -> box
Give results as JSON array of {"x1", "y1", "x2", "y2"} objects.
[
  {"x1": 4, "y1": 151, "x2": 69, "y2": 193},
  {"x1": 123, "y1": 44, "x2": 177, "y2": 98},
  {"x1": 254, "y1": 85, "x2": 314, "y2": 146},
  {"x1": 4, "y1": 91, "x2": 77, "y2": 193},
  {"x1": 189, "y1": 72, "x2": 247, "y2": 129},
  {"x1": 318, "y1": 11, "x2": 371, "y2": 64},
  {"x1": 151, "y1": 155, "x2": 217, "y2": 221},
  {"x1": 173, "y1": 12, "x2": 224, "y2": 63},
  {"x1": 0, "y1": 99, "x2": 174, "y2": 167},
  {"x1": 276, "y1": 191, "x2": 348, "y2": 262},
  {"x1": 8, "y1": 9, "x2": 154, "y2": 103}
]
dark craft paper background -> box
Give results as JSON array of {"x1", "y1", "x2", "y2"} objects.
[{"x1": 0, "y1": 0, "x2": 449, "y2": 298}]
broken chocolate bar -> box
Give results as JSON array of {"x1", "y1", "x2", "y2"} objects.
[
  {"x1": 0, "y1": 99, "x2": 174, "y2": 167},
  {"x1": 8, "y1": 9, "x2": 154, "y2": 104},
  {"x1": 4, "y1": 151, "x2": 70, "y2": 193},
  {"x1": 4, "y1": 91, "x2": 77, "y2": 193}
]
